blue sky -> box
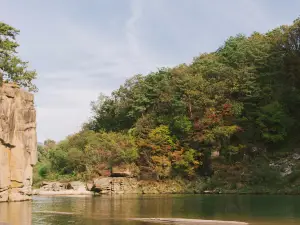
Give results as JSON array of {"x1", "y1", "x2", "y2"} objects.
[{"x1": 1, "y1": 0, "x2": 300, "y2": 142}]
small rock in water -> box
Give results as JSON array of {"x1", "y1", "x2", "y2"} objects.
[
  {"x1": 281, "y1": 167, "x2": 293, "y2": 177},
  {"x1": 292, "y1": 153, "x2": 300, "y2": 160}
]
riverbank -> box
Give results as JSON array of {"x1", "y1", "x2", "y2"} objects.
[
  {"x1": 32, "y1": 175, "x2": 300, "y2": 196},
  {"x1": 32, "y1": 179, "x2": 190, "y2": 196},
  {"x1": 33, "y1": 151, "x2": 300, "y2": 196}
]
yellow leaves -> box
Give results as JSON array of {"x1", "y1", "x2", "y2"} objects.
[
  {"x1": 225, "y1": 144, "x2": 246, "y2": 155},
  {"x1": 147, "y1": 125, "x2": 176, "y2": 152},
  {"x1": 151, "y1": 155, "x2": 171, "y2": 166},
  {"x1": 151, "y1": 155, "x2": 172, "y2": 178},
  {"x1": 171, "y1": 148, "x2": 202, "y2": 178}
]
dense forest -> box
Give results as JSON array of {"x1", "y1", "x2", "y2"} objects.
[{"x1": 36, "y1": 18, "x2": 300, "y2": 193}]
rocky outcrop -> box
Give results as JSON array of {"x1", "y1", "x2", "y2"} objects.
[
  {"x1": 32, "y1": 178, "x2": 190, "y2": 195},
  {"x1": 92, "y1": 177, "x2": 140, "y2": 194},
  {"x1": 269, "y1": 152, "x2": 300, "y2": 177},
  {"x1": 32, "y1": 181, "x2": 93, "y2": 196},
  {"x1": 0, "y1": 83, "x2": 37, "y2": 202},
  {"x1": 91, "y1": 177, "x2": 186, "y2": 194}
]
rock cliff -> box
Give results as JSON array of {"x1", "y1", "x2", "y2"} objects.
[{"x1": 0, "y1": 83, "x2": 37, "y2": 202}]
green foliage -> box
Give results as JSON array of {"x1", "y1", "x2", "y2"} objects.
[
  {"x1": 0, "y1": 22, "x2": 37, "y2": 91},
  {"x1": 35, "y1": 17, "x2": 300, "y2": 187},
  {"x1": 137, "y1": 125, "x2": 176, "y2": 178},
  {"x1": 48, "y1": 148, "x2": 68, "y2": 172},
  {"x1": 36, "y1": 130, "x2": 138, "y2": 180},
  {"x1": 248, "y1": 159, "x2": 282, "y2": 186},
  {"x1": 93, "y1": 131, "x2": 138, "y2": 169},
  {"x1": 172, "y1": 116, "x2": 193, "y2": 135},
  {"x1": 172, "y1": 148, "x2": 201, "y2": 178},
  {"x1": 256, "y1": 102, "x2": 291, "y2": 143},
  {"x1": 38, "y1": 163, "x2": 50, "y2": 178},
  {"x1": 148, "y1": 125, "x2": 175, "y2": 149}
]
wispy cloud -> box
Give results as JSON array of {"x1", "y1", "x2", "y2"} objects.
[{"x1": 125, "y1": 0, "x2": 143, "y2": 58}]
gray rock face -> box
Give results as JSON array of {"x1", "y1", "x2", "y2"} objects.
[
  {"x1": 0, "y1": 83, "x2": 37, "y2": 202},
  {"x1": 68, "y1": 181, "x2": 87, "y2": 191},
  {"x1": 40, "y1": 182, "x2": 67, "y2": 192},
  {"x1": 39, "y1": 181, "x2": 87, "y2": 192},
  {"x1": 93, "y1": 177, "x2": 139, "y2": 194},
  {"x1": 33, "y1": 181, "x2": 92, "y2": 196},
  {"x1": 33, "y1": 178, "x2": 190, "y2": 195},
  {"x1": 91, "y1": 177, "x2": 185, "y2": 194}
]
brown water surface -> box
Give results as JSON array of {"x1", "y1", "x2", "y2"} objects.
[{"x1": 0, "y1": 195, "x2": 300, "y2": 225}]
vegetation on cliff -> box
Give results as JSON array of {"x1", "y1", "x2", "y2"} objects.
[
  {"x1": 0, "y1": 22, "x2": 37, "y2": 91},
  {"x1": 35, "y1": 18, "x2": 300, "y2": 192}
]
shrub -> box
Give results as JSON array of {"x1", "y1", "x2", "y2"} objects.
[{"x1": 38, "y1": 163, "x2": 50, "y2": 178}]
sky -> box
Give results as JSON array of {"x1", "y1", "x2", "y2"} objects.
[{"x1": 1, "y1": 0, "x2": 300, "y2": 142}]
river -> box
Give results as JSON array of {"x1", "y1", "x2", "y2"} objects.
[{"x1": 0, "y1": 195, "x2": 300, "y2": 225}]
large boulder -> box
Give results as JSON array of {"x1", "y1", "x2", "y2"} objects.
[
  {"x1": 86, "y1": 181, "x2": 94, "y2": 191},
  {"x1": 67, "y1": 181, "x2": 87, "y2": 192},
  {"x1": 93, "y1": 177, "x2": 112, "y2": 193},
  {"x1": 40, "y1": 182, "x2": 66, "y2": 191}
]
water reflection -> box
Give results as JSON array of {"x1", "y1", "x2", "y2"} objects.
[
  {"x1": 0, "y1": 201, "x2": 32, "y2": 225},
  {"x1": 1, "y1": 195, "x2": 300, "y2": 225},
  {"x1": 32, "y1": 195, "x2": 300, "y2": 225}
]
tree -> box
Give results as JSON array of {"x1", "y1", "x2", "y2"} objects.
[
  {"x1": 0, "y1": 22, "x2": 37, "y2": 91},
  {"x1": 35, "y1": 17, "x2": 300, "y2": 184}
]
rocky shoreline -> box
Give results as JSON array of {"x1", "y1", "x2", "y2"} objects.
[
  {"x1": 33, "y1": 175, "x2": 300, "y2": 196},
  {"x1": 32, "y1": 181, "x2": 93, "y2": 196},
  {"x1": 32, "y1": 177, "x2": 191, "y2": 196}
]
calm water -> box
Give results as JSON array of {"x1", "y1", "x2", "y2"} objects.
[{"x1": 0, "y1": 195, "x2": 300, "y2": 225}]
